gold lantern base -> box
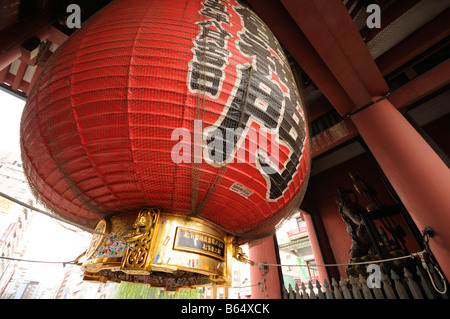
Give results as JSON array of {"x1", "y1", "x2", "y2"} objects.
[{"x1": 81, "y1": 209, "x2": 239, "y2": 291}]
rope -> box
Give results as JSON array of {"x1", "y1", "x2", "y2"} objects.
[
  {"x1": 0, "y1": 191, "x2": 121, "y2": 239},
  {"x1": 418, "y1": 228, "x2": 448, "y2": 294},
  {"x1": 250, "y1": 250, "x2": 425, "y2": 268},
  {"x1": 248, "y1": 249, "x2": 448, "y2": 295},
  {"x1": 0, "y1": 255, "x2": 77, "y2": 266},
  {"x1": 426, "y1": 264, "x2": 447, "y2": 295},
  {"x1": 228, "y1": 283, "x2": 258, "y2": 289}
]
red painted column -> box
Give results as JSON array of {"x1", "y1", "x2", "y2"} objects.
[
  {"x1": 302, "y1": 211, "x2": 329, "y2": 283},
  {"x1": 248, "y1": 236, "x2": 282, "y2": 299},
  {"x1": 12, "y1": 60, "x2": 27, "y2": 91},
  {"x1": 351, "y1": 97, "x2": 450, "y2": 280}
]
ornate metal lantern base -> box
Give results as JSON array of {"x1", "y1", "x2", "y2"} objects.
[{"x1": 81, "y1": 209, "x2": 236, "y2": 291}]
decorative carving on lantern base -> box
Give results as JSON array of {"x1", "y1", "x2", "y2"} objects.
[
  {"x1": 121, "y1": 208, "x2": 159, "y2": 273},
  {"x1": 81, "y1": 209, "x2": 235, "y2": 290}
]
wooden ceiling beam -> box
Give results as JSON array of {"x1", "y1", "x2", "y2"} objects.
[{"x1": 246, "y1": 0, "x2": 354, "y2": 116}]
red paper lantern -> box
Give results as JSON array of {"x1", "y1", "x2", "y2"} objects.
[{"x1": 20, "y1": 0, "x2": 309, "y2": 240}]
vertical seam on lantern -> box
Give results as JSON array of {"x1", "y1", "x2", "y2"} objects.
[
  {"x1": 41, "y1": 50, "x2": 63, "y2": 207},
  {"x1": 38, "y1": 27, "x2": 109, "y2": 223},
  {"x1": 24, "y1": 48, "x2": 79, "y2": 222},
  {"x1": 125, "y1": 5, "x2": 155, "y2": 207},
  {"x1": 191, "y1": 3, "x2": 235, "y2": 218},
  {"x1": 201, "y1": 65, "x2": 254, "y2": 222},
  {"x1": 173, "y1": 3, "x2": 192, "y2": 212},
  {"x1": 68, "y1": 15, "x2": 127, "y2": 214},
  {"x1": 190, "y1": 21, "x2": 207, "y2": 215}
]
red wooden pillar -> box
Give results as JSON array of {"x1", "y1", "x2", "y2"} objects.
[
  {"x1": 302, "y1": 211, "x2": 329, "y2": 283},
  {"x1": 248, "y1": 236, "x2": 282, "y2": 299},
  {"x1": 12, "y1": 60, "x2": 27, "y2": 91},
  {"x1": 351, "y1": 97, "x2": 450, "y2": 280}
]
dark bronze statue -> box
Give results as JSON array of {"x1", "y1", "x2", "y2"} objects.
[{"x1": 336, "y1": 186, "x2": 374, "y2": 259}]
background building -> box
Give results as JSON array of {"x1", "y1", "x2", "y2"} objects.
[
  {"x1": 0, "y1": 150, "x2": 92, "y2": 298},
  {"x1": 0, "y1": 151, "x2": 37, "y2": 298},
  {"x1": 276, "y1": 211, "x2": 319, "y2": 289}
]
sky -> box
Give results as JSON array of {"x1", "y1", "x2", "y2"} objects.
[
  {"x1": 0, "y1": 89, "x2": 24, "y2": 156},
  {"x1": 0, "y1": 89, "x2": 92, "y2": 289}
]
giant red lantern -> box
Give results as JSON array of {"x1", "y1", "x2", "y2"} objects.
[{"x1": 20, "y1": 0, "x2": 309, "y2": 287}]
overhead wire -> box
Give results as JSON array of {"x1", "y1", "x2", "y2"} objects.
[
  {"x1": 0, "y1": 191, "x2": 129, "y2": 266},
  {"x1": 0, "y1": 191, "x2": 121, "y2": 239},
  {"x1": 0, "y1": 255, "x2": 78, "y2": 266}
]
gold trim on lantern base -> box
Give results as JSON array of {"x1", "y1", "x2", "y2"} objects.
[{"x1": 81, "y1": 209, "x2": 234, "y2": 290}]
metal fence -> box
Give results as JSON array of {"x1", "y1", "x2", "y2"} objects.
[{"x1": 282, "y1": 264, "x2": 448, "y2": 299}]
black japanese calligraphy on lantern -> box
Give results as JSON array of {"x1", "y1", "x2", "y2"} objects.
[
  {"x1": 187, "y1": 0, "x2": 308, "y2": 201},
  {"x1": 206, "y1": 1, "x2": 307, "y2": 200},
  {"x1": 188, "y1": 0, "x2": 232, "y2": 99}
]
